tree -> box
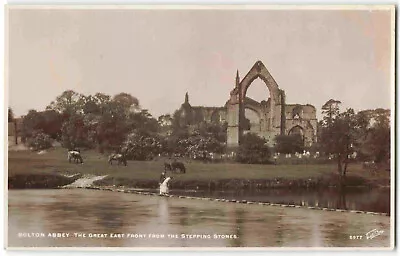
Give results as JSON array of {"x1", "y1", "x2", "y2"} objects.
[
  {"x1": 82, "y1": 95, "x2": 101, "y2": 115},
  {"x1": 113, "y1": 93, "x2": 140, "y2": 114},
  {"x1": 158, "y1": 114, "x2": 173, "y2": 127},
  {"x1": 41, "y1": 110, "x2": 63, "y2": 140},
  {"x1": 61, "y1": 114, "x2": 89, "y2": 149},
  {"x1": 236, "y1": 133, "x2": 271, "y2": 164},
  {"x1": 93, "y1": 93, "x2": 112, "y2": 114},
  {"x1": 21, "y1": 110, "x2": 46, "y2": 141},
  {"x1": 8, "y1": 107, "x2": 14, "y2": 122},
  {"x1": 46, "y1": 90, "x2": 85, "y2": 117},
  {"x1": 319, "y1": 101, "x2": 362, "y2": 185},
  {"x1": 321, "y1": 99, "x2": 342, "y2": 126},
  {"x1": 274, "y1": 134, "x2": 304, "y2": 154},
  {"x1": 194, "y1": 122, "x2": 227, "y2": 143},
  {"x1": 358, "y1": 109, "x2": 390, "y2": 163}
]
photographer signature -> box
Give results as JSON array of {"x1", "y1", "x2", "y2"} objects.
[{"x1": 365, "y1": 229, "x2": 384, "y2": 239}]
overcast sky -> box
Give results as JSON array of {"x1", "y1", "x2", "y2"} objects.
[{"x1": 7, "y1": 6, "x2": 394, "y2": 119}]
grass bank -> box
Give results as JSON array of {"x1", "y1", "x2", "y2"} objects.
[{"x1": 7, "y1": 147, "x2": 390, "y2": 189}]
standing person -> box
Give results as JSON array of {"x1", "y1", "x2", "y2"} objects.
[{"x1": 159, "y1": 171, "x2": 166, "y2": 185}]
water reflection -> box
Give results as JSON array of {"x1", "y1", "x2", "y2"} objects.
[
  {"x1": 232, "y1": 209, "x2": 244, "y2": 247},
  {"x1": 8, "y1": 189, "x2": 391, "y2": 248},
  {"x1": 173, "y1": 187, "x2": 390, "y2": 214}
]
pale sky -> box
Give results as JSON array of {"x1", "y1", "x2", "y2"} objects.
[{"x1": 7, "y1": 7, "x2": 394, "y2": 119}]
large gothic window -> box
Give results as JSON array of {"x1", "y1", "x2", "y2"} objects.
[
  {"x1": 245, "y1": 77, "x2": 271, "y2": 103},
  {"x1": 244, "y1": 108, "x2": 261, "y2": 132}
]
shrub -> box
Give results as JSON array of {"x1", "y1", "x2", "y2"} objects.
[
  {"x1": 274, "y1": 134, "x2": 304, "y2": 154},
  {"x1": 26, "y1": 131, "x2": 53, "y2": 151},
  {"x1": 236, "y1": 133, "x2": 272, "y2": 164},
  {"x1": 122, "y1": 132, "x2": 162, "y2": 160}
]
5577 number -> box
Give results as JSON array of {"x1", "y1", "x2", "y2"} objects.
[{"x1": 349, "y1": 235, "x2": 363, "y2": 240}]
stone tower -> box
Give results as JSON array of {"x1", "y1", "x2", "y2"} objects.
[{"x1": 226, "y1": 70, "x2": 241, "y2": 149}]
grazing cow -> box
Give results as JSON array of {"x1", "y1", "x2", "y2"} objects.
[
  {"x1": 164, "y1": 160, "x2": 186, "y2": 174},
  {"x1": 170, "y1": 161, "x2": 186, "y2": 174},
  {"x1": 68, "y1": 150, "x2": 83, "y2": 164},
  {"x1": 159, "y1": 177, "x2": 173, "y2": 195},
  {"x1": 108, "y1": 153, "x2": 127, "y2": 166}
]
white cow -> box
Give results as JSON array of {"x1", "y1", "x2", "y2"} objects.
[
  {"x1": 67, "y1": 150, "x2": 83, "y2": 164},
  {"x1": 159, "y1": 177, "x2": 173, "y2": 195}
]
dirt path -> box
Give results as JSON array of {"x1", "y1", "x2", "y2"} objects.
[{"x1": 62, "y1": 174, "x2": 108, "y2": 188}]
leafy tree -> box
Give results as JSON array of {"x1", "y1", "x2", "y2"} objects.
[
  {"x1": 93, "y1": 93, "x2": 112, "y2": 114},
  {"x1": 274, "y1": 134, "x2": 304, "y2": 154},
  {"x1": 20, "y1": 109, "x2": 62, "y2": 142},
  {"x1": 358, "y1": 109, "x2": 390, "y2": 163},
  {"x1": 319, "y1": 100, "x2": 362, "y2": 185},
  {"x1": 158, "y1": 114, "x2": 173, "y2": 127},
  {"x1": 113, "y1": 92, "x2": 140, "y2": 114},
  {"x1": 82, "y1": 95, "x2": 101, "y2": 115},
  {"x1": 236, "y1": 133, "x2": 271, "y2": 164},
  {"x1": 46, "y1": 90, "x2": 85, "y2": 117},
  {"x1": 194, "y1": 122, "x2": 227, "y2": 143},
  {"x1": 21, "y1": 110, "x2": 46, "y2": 141},
  {"x1": 61, "y1": 115, "x2": 89, "y2": 149},
  {"x1": 41, "y1": 110, "x2": 63, "y2": 140},
  {"x1": 321, "y1": 99, "x2": 342, "y2": 126},
  {"x1": 127, "y1": 110, "x2": 159, "y2": 134}
]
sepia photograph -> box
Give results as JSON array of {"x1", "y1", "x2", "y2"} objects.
[{"x1": 5, "y1": 5, "x2": 395, "y2": 250}]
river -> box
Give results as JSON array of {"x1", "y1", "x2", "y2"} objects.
[
  {"x1": 173, "y1": 187, "x2": 391, "y2": 214},
  {"x1": 7, "y1": 189, "x2": 391, "y2": 248}
]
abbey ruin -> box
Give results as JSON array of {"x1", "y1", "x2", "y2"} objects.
[{"x1": 175, "y1": 60, "x2": 318, "y2": 148}]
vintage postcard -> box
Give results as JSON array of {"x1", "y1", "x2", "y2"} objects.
[{"x1": 5, "y1": 5, "x2": 395, "y2": 250}]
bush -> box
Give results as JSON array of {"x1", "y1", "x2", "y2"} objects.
[
  {"x1": 274, "y1": 134, "x2": 304, "y2": 154},
  {"x1": 122, "y1": 132, "x2": 162, "y2": 160},
  {"x1": 26, "y1": 131, "x2": 53, "y2": 151},
  {"x1": 236, "y1": 133, "x2": 272, "y2": 164}
]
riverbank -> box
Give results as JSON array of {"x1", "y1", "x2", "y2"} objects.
[{"x1": 8, "y1": 147, "x2": 391, "y2": 190}]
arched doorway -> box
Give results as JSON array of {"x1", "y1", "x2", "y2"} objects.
[{"x1": 288, "y1": 125, "x2": 305, "y2": 143}]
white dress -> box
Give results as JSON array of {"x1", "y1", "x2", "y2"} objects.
[{"x1": 159, "y1": 177, "x2": 171, "y2": 195}]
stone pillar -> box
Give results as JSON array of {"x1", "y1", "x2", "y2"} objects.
[
  {"x1": 227, "y1": 103, "x2": 240, "y2": 149},
  {"x1": 227, "y1": 71, "x2": 241, "y2": 149}
]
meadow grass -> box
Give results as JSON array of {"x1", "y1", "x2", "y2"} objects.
[{"x1": 7, "y1": 147, "x2": 390, "y2": 184}]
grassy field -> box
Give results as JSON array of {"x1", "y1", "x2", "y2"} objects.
[{"x1": 8, "y1": 147, "x2": 390, "y2": 185}]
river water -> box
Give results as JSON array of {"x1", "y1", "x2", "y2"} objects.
[
  {"x1": 8, "y1": 189, "x2": 391, "y2": 248},
  {"x1": 173, "y1": 187, "x2": 391, "y2": 214}
]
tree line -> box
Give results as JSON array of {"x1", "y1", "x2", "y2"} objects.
[
  {"x1": 8, "y1": 92, "x2": 391, "y2": 174},
  {"x1": 9, "y1": 90, "x2": 228, "y2": 161}
]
